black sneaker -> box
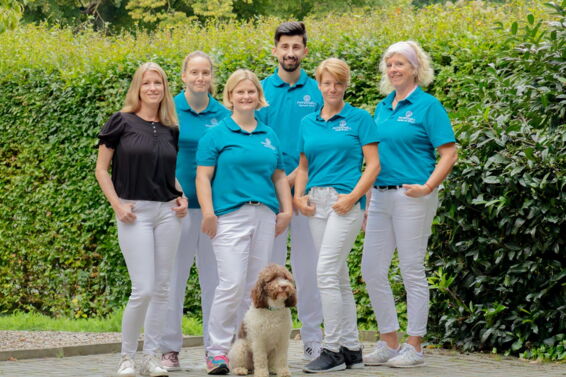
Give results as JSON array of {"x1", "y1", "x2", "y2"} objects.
[
  {"x1": 340, "y1": 346, "x2": 364, "y2": 369},
  {"x1": 303, "y1": 348, "x2": 346, "y2": 373}
]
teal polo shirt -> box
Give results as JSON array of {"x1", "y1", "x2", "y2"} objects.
[
  {"x1": 298, "y1": 103, "x2": 379, "y2": 209},
  {"x1": 175, "y1": 92, "x2": 230, "y2": 208},
  {"x1": 196, "y1": 117, "x2": 285, "y2": 216},
  {"x1": 257, "y1": 68, "x2": 323, "y2": 174},
  {"x1": 374, "y1": 86, "x2": 456, "y2": 186}
]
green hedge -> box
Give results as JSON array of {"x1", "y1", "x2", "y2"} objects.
[{"x1": 0, "y1": 0, "x2": 563, "y2": 359}]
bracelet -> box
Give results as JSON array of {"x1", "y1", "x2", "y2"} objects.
[{"x1": 424, "y1": 183, "x2": 433, "y2": 192}]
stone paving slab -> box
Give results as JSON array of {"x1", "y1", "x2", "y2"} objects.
[{"x1": 0, "y1": 340, "x2": 564, "y2": 377}]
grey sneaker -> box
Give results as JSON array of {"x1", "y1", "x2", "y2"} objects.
[
  {"x1": 385, "y1": 343, "x2": 425, "y2": 368},
  {"x1": 117, "y1": 355, "x2": 136, "y2": 377},
  {"x1": 364, "y1": 340, "x2": 399, "y2": 365},
  {"x1": 303, "y1": 348, "x2": 346, "y2": 373},
  {"x1": 303, "y1": 342, "x2": 322, "y2": 361},
  {"x1": 161, "y1": 351, "x2": 181, "y2": 371},
  {"x1": 140, "y1": 354, "x2": 169, "y2": 376}
]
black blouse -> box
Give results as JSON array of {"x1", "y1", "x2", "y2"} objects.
[{"x1": 98, "y1": 112, "x2": 182, "y2": 202}]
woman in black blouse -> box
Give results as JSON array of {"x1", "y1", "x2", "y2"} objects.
[{"x1": 95, "y1": 62, "x2": 188, "y2": 377}]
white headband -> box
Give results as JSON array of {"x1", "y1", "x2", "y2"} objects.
[{"x1": 386, "y1": 42, "x2": 419, "y2": 69}]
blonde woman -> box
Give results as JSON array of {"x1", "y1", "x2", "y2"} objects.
[
  {"x1": 196, "y1": 69, "x2": 293, "y2": 374},
  {"x1": 294, "y1": 58, "x2": 380, "y2": 373},
  {"x1": 160, "y1": 51, "x2": 230, "y2": 371},
  {"x1": 362, "y1": 41, "x2": 457, "y2": 368},
  {"x1": 95, "y1": 62, "x2": 188, "y2": 377}
]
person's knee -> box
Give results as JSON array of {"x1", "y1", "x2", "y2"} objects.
[
  {"x1": 129, "y1": 285, "x2": 154, "y2": 304},
  {"x1": 362, "y1": 261, "x2": 389, "y2": 285},
  {"x1": 399, "y1": 260, "x2": 426, "y2": 285}
]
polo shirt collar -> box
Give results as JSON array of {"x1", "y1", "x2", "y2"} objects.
[
  {"x1": 225, "y1": 116, "x2": 268, "y2": 134},
  {"x1": 315, "y1": 102, "x2": 353, "y2": 122},
  {"x1": 176, "y1": 92, "x2": 217, "y2": 115},
  {"x1": 270, "y1": 68, "x2": 309, "y2": 88},
  {"x1": 384, "y1": 86, "x2": 423, "y2": 110}
]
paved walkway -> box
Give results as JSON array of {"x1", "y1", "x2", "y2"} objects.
[{"x1": 0, "y1": 340, "x2": 564, "y2": 377}]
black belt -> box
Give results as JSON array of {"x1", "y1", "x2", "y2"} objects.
[
  {"x1": 374, "y1": 185, "x2": 403, "y2": 190},
  {"x1": 246, "y1": 201, "x2": 262, "y2": 206}
]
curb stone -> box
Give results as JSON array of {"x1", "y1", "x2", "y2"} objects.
[
  {"x1": 0, "y1": 329, "x2": 380, "y2": 362},
  {"x1": 0, "y1": 336, "x2": 203, "y2": 362}
]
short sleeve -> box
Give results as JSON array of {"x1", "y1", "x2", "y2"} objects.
[
  {"x1": 171, "y1": 127, "x2": 180, "y2": 152},
  {"x1": 273, "y1": 133, "x2": 285, "y2": 171},
  {"x1": 297, "y1": 121, "x2": 306, "y2": 153},
  {"x1": 98, "y1": 112, "x2": 125, "y2": 149},
  {"x1": 196, "y1": 129, "x2": 219, "y2": 166},
  {"x1": 357, "y1": 109, "x2": 380, "y2": 146},
  {"x1": 423, "y1": 100, "x2": 456, "y2": 148},
  {"x1": 255, "y1": 106, "x2": 268, "y2": 125}
]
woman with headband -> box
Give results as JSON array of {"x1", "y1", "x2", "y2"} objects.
[{"x1": 362, "y1": 41, "x2": 457, "y2": 368}]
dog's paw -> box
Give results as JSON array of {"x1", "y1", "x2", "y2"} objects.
[
  {"x1": 276, "y1": 367, "x2": 291, "y2": 377},
  {"x1": 254, "y1": 368, "x2": 269, "y2": 377},
  {"x1": 233, "y1": 367, "x2": 249, "y2": 375}
]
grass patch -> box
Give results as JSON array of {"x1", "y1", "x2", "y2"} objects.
[{"x1": 0, "y1": 310, "x2": 203, "y2": 335}]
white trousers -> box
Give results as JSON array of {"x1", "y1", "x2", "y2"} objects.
[
  {"x1": 206, "y1": 204, "x2": 276, "y2": 356},
  {"x1": 117, "y1": 199, "x2": 182, "y2": 356},
  {"x1": 308, "y1": 187, "x2": 363, "y2": 353},
  {"x1": 272, "y1": 213, "x2": 323, "y2": 345},
  {"x1": 362, "y1": 188, "x2": 439, "y2": 337},
  {"x1": 160, "y1": 209, "x2": 217, "y2": 352}
]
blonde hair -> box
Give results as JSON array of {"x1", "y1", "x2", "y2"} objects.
[
  {"x1": 315, "y1": 58, "x2": 350, "y2": 86},
  {"x1": 379, "y1": 40, "x2": 434, "y2": 95},
  {"x1": 222, "y1": 69, "x2": 268, "y2": 111},
  {"x1": 122, "y1": 62, "x2": 178, "y2": 127},
  {"x1": 181, "y1": 50, "x2": 216, "y2": 95}
]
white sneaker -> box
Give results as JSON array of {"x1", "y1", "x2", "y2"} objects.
[
  {"x1": 364, "y1": 340, "x2": 399, "y2": 365},
  {"x1": 140, "y1": 354, "x2": 169, "y2": 376},
  {"x1": 385, "y1": 343, "x2": 425, "y2": 368},
  {"x1": 303, "y1": 341, "x2": 322, "y2": 361},
  {"x1": 117, "y1": 355, "x2": 136, "y2": 377}
]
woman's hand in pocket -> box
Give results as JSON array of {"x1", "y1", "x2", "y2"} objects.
[
  {"x1": 114, "y1": 202, "x2": 137, "y2": 223},
  {"x1": 172, "y1": 197, "x2": 189, "y2": 218},
  {"x1": 294, "y1": 195, "x2": 316, "y2": 216},
  {"x1": 201, "y1": 213, "x2": 218, "y2": 238},
  {"x1": 332, "y1": 194, "x2": 355, "y2": 215}
]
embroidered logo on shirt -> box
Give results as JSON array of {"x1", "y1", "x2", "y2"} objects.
[
  {"x1": 297, "y1": 95, "x2": 317, "y2": 108},
  {"x1": 332, "y1": 120, "x2": 351, "y2": 132},
  {"x1": 261, "y1": 137, "x2": 277, "y2": 151},
  {"x1": 397, "y1": 110, "x2": 416, "y2": 124},
  {"x1": 205, "y1": 118, "x2": 219, "y2": 128}
]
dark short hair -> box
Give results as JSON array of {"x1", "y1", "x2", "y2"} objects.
[{"x1": 274, "y1": 21, "x2": 307, "y2": 46}]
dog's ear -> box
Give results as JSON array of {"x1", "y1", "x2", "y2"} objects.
[
  {"x1": 282, "y1": 268, "x2": 295, "y2": 285},
  {"x1": 285, "y1": 290, "x2": 297, "y2": 308},
  {"x1": 251, "y1": 277, "x2": 269, "y2": 309}
]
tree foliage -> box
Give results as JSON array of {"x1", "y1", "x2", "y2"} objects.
[{"x1": 0, "y1": 0, "x2": 23, "y2": 32}]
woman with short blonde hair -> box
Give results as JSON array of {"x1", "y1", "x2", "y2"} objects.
[
  {"x1": 295, "y1": 58, "x2": 380, "y2": 373},
  {"x1": 222, "y1": 69, "x2": 268, "y2": 110},
  {"x1": 197, "y1": 69, "x2": 292, "y2": 374}
]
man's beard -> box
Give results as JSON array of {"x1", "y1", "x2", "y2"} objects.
[{"x1": 280, "y1": 57, "x2": 300, "y2": 72}]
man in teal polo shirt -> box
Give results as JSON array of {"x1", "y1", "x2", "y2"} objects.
[{"x1": 256, "y1": 21, "x2": 324, "y2": 361}]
